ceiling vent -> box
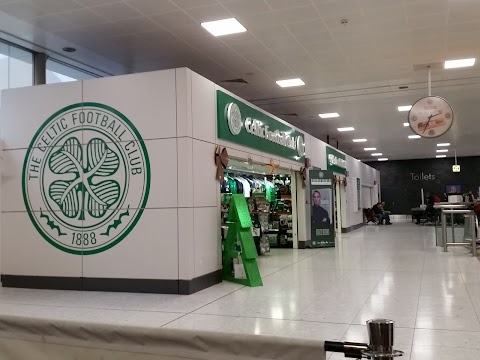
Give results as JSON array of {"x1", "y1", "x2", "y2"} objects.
[{"x1": 220, "y1": 78, "x2": 249, "y2": 84}]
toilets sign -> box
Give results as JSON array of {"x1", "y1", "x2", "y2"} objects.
[
  {"x1": 217, "y1": 90, "x2": 305, "y2": 162},
  {"x1": 22, "y1": 103, "x2": 150, "y2": 255}
]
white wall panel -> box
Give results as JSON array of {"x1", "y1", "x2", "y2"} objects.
[
  {"x1": 2, "y1": 211, "x2": 82, "y2": 276},
  {"x1": 194, "y1": 206, "x2": 221, "y2": 277},
  {"x1": 82, "y1": 208, "x2": 178, "y2": 279},
  {"x1": 82, "y1": 70, "x2": 177, "y2": 142},
  {"x1": 175, "y1": 68, "x2": 192, "y2": 138},
  {"x1": 0, "y1": 82, "x2": 82, "y2": 150},
  {"x1": 192, "y1": 71, "x2": 216, "y2": 143},
  {"x1": 193, "y1": 139, "x2": 217, "y2": 208}
]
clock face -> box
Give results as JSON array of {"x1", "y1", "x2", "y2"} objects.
[{"x1": 408, "y1": 96, "x2": 454, "y2": 138}]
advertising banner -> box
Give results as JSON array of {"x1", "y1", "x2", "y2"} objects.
[{"x1": 310, "y1": 169, "x2": 335, "y2": 248}]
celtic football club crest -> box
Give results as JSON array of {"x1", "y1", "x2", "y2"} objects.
[{"x1": 22, "y1": 103, "x2": 150, "y2": 255}]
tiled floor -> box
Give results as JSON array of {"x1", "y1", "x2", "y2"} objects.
[{"x1": 2, "y1": 223, "x2": 480, "y2": 359}]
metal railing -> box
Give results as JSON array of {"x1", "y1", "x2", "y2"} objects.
[{"x1": 441, "y1": 208, "x2": 477, "y2": 255}]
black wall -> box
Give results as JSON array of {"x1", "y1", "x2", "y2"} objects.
[{"x1": 369, "y1": 156, "x2": 480, "y2": 214}]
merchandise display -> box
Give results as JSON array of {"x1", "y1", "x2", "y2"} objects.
[{"x1": 221, "y1": 167, "x2": 295, "y2": 255}]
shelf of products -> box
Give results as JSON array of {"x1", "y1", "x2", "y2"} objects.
[{"x1": 221, "y1": 171, "x2": 293, "y2": 255}]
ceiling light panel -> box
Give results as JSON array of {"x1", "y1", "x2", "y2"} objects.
[
  {"x1": 408, "y1": 135, "x2": 421, "y2": 139},
  {"x1": 319, "y1": 113, "x2": 340, "y2": 118},
  {"x1": 436, "y1": 149, "x2": 448, "y2": 153},
  {"x1": 403, "y1": 123, "x2": 409, "y2": 127},
  {"x1": 276, "y1": 78, "x2": 305, "y2": 87},
  {"x1": 371, "y1": 153, "x2": 383, "y2": 156},
  {"x1": 378, "y1": 158, "x2": 388, "y2": 161},
  {"x1": 398, "y1": 105, "x2": 412, "y2": 112},
  {"x1": 436, "y1": 155, "x2": 446, "y2": 158},
  {"x1": 338, "y1": 127, "x2": 355, "y2": 132},
  {"x1": 201, "y1": 18, "x2": 247, "y2": 37},
  {"x1": 444, "y1": 58, "x2": 476, "y2": 69},
  {"x1": 353, "y1": 139, "x2": 367, "y2": 142},
  {"x1": 364, "y1": 148, "x2": 376, "y2": 151},
  {"x1": 437, "y1": 143, "x2": 450, "y2": 147}
]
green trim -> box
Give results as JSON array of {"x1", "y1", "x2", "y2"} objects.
[{"x1": 22, "y1": 102, "x2": 151, "y2": 255}]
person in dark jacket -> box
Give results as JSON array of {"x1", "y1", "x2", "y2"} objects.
[
  {"x1": 372, "y1": 202, "x2": 392, "y2": 225},
  {"x1": 312, "y1": 190, "x2": 330, "y2": 224}
]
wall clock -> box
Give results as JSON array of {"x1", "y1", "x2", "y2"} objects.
[{"x1": 408, "y1": 96, "x2": 454, "y2": 138}]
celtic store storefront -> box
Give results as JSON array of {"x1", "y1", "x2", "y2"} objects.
[{"x1": 0, "y1": 68, "x2": 378, "y2": 294}]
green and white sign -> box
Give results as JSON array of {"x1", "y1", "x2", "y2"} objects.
[
  {"x1": 310, "y1": 169, "x2": 335, "y2": 248},
  {"x1": 217, "y1": 90, "x2": 305, "y2": 162},
  {"x1": 326, "y1": 147, "x2": 346, "y2": 175},
  {"x1": 23, "y1": 103, "x2": 150, "y2": 255}
]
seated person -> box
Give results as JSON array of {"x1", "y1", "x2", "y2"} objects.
[{"x1": 372, "y1": 202, "x2": 392, "y2": 225}]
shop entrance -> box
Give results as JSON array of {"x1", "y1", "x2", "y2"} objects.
[{"x1": 220, "y1": 159, "x2": 300, "y2": 256}]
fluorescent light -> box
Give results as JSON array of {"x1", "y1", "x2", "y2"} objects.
[
  {"x1": 437, "y1": 143, "x2": 450, "y2": 147},
  {"x1": 371, "y1": 153, "x2": 383, "y2": 156},
  {"x1": 408, "y1": 135, "x2": 421, "y2": 139},
  {"x1": 319, "y1": 113, "x2": 340, "y2": 118},
  {"x1": 444, "y1": 58, "x2": 476, "y2": 69},
  {"x1": 403, "y1": 123, "x2": 409, "y2": 127},
  {"x1": 338, "y1": 127, "x2": 355, "y2": 132},
  {"x1": 398, "y1": 105, "x2": 412, "y2": 112},
  {"x1": 353, "y1": 138, "x2": 367, "y2": 142},
  {"x1": 436, "y1": 155, "x2": 447, "y2": 158},
  {"x1": 378, "y1": 158, "x2": 388, "y2": 161},
  {"x1": 201, "y1": 18, "x2": 247, "y2": 36},
  {"x1": 364, "y1": 148, "x2": 376, "y2": 151},
  {"x1": 437, "y1": 149, "x2": 448, "y2": 153},
  {"x1": 276, "y1": 78, "x2": 305, "y2": 87}
]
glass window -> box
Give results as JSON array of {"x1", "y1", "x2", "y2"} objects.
[
  {"x1": 0, "y1": 41, "x2": 34, "y2": 91},
  {"x1": 46, "y1": 59, "x2": 97, "y2": 84}
]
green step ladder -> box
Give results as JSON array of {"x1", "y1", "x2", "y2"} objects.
[{"x1": 223, "y1": 194, "x2": 263, "y2": 287}]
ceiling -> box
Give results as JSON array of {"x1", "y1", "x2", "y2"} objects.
[{"x1": 1, "y1": 0, "x2": 480, "y2": 161}]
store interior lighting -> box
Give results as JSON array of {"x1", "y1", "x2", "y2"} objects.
[{"x1": 201, "y1": 18, "x2": 246, "y2": 36}]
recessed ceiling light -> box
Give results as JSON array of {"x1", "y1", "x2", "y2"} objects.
[
  {"x1": 408, "y1": 135, "x2": 421, "y2": 139},
  {"x1": 444, "y1": 58, "x2": 476, "y2": 69},
  {"x1": 436, "y1": 149, "x2": 448, "y2": 153},
  {"x1": 353, "y1": 138, "x2": 367, "y2": 142},
  {"x1": 364, "y1": 148, "x2": 376, "y2": 151},
  {"x1": 371, "y1": 153, "x2": 383, "y2": 156},
  {"x1": 201, "y1": 18, "x2": 247, "y2": 37},
  {"x1": 62, "y1": 47, "x2": 76, "y2": 53},
  {"x1": 276, "y1": 78, "x2": 305, "y2": 87},
  {"x1": 436, "y1": 155, "x2": 447, "y2": 158},
  {"x1": 378, "y1": 158, "x2": 388, "y2": 161},
  {"x1": 437, "y1": 143, "x2": 450, "y2": 147},
  {"x1": 338, "y1": 127, "x2": 354, "y2": 132},
  {"x1": 319, "y1": 113, "x2": 340, "y2": 118},
  {"x1": 403, "y1": 123, "x2": 409, "y2": 127},
  {"x1": 398, "y1": 105, "x2": 412, "y2": 112}
]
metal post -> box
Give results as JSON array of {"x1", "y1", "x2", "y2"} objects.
[
  {"x1": 33, "y1": 52, "x2": 47, "y2": 85},
  {"x1": 451, "y1": 213, "x2": 455, "y2": 243},
  {"x1": 471, "y1": 212, "x2": 476, "y2": 256},
  {"x1": 442, "y1": 211, "x2": 447, "y2": 251}
]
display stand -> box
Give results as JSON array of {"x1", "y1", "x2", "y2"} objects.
[{"x1": 222, "y1": 194, "x2": 263, "y2": 287}]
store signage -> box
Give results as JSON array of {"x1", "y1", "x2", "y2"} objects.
[
  {"x1": 217, "y1": 90, "x2": 305, "y2": 163},
  {"x1": 411, "y1": 172, "x2": 435, "y2": 181},
  {"x1": 452, "y1": 165, "x2": 461, "y2": 173},
  {"x1": 309, "y1": 170, "x2": 335, "y2": 248},
  {"x1": 23, "y1": 103, "x2": 150, "y2": 255},
  {"x1": 326, "y1": 147, "x2": 346, "y2": 175}
]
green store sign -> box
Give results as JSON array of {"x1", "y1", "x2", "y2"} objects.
[
  {"x1": 23, "y1": 103, "x2": 150, "y2": 255},
  {"x1": 326, "y1": 147, "x2": 346, "y2": 175},
  {"x1": 217, "y1": 90, "x2": 305, "y2": 163}
]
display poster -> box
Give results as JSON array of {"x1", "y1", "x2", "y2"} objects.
[{"x1": 310, "y1": 169, "x2": 335, "y2": 248}]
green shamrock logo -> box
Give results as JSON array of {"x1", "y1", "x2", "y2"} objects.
[{"x1": 48, "y1": 137, "x2": 120, "y2": 220}]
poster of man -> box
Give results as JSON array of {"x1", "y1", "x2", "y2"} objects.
[{"x1": 312, "y1": 189, "x2": 332, "y2": 225}]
